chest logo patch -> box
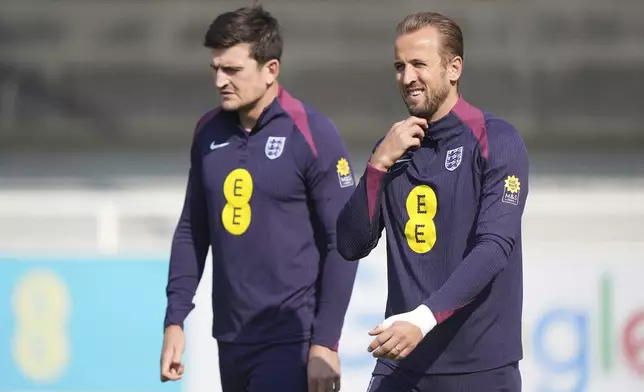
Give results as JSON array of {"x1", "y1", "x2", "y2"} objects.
[
  {"x1": 445, "y1": 146, "x2": 463, "y2": 171},
  {"x1": 404, "y1": 185, "x2": 438, "y2": 254},
  {"x1": 336, "y1": 158, "x2": 355, "y2": 188},
  {"x1": 265, "y1": 136, "x2": 286, "y2": 160},
  {"x1": 222, "y1": 168, "x2": 253, "y2": 235}
]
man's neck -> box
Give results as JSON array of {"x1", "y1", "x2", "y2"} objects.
[
  {"x1": 239, "y1": 84, "x2": 279, "y2": 132},
  {"x1": 429, "y1": 89, "x2": 459, "y2": 122}
]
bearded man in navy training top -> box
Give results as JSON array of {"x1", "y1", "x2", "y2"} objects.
[
  {"x1": 159, "y1": 5, "x2": 359, "y2": 392},
  {"x1": 337, "y1": 12, "x2": 529, "y2": 392}
]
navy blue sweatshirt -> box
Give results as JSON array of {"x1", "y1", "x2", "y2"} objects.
[
  {"x1": 337, "y1": 96, "x2": 529, "y2": 373},
  {"x1": 164, "y1": 86, "x2": 359, "y2": 350}
]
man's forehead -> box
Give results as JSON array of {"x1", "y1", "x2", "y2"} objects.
[
  {"x1": 395, "y1": 27, "x2": 442, "y2": 55},
  {"x1": 211, "y1": 44, "x2": 254, "y2": 65}
]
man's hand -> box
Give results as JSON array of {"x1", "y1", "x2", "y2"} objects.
[
  {"x1": 307, "y1": 344, "x2": 341, "y2": 392},
  {"x1": 160, "y1": 325, "x2": 186, "y2": 382},
  {"x1": 369, "y1": 116, "x2": 428, "y2": 172},
  {"x1": 367, "y1": 305, "x2": 437, "y2": 360},
  {"x1": 367, "y1": 321, "x2": 423, "y2": 360}
]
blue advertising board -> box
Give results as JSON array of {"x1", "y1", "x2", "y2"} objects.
[{"x1": 0, "y1": 256, "x2": 180, "y2": 392}]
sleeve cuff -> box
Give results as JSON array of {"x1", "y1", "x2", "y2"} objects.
[
  {"x1": 365, "y1": 162, "x2": 387, "y2": 221},
  {"x1": 164, "y1": 317, "x2": 184, "y2": 330},
  {"x1": 310, "y1": 336, "x2": 339, "y2": 352},
  {"x1": 164, "y1": 307, "x2": 189, "y2": 330}
]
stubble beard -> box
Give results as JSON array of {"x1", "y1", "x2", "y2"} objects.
[{"x1": 405, "y1": 81, "x2": 450, "y2": 120}]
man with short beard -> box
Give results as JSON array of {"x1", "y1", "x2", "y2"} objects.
[{"x1": 337, "y1": 12, "x2": 529, "y2": 392}]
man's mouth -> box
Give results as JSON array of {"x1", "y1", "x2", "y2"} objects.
[{"x1": 406, "y1": 88, "x2": 424, "y2": 98}]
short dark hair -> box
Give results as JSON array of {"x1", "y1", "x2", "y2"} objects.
[
  {"x1": 396, "y1": 12, "x2": 464, "y2": 66},
  {"x1": 203, "y1": 5, "x2": 283, "y2": 64}
]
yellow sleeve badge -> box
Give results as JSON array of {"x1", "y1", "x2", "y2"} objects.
[
  {"x1": 336, "y1": 158, "x2": 354, "y2": 188},
  {"x1": 502, "y1": 175, "x2": 521, "y2": 205}
]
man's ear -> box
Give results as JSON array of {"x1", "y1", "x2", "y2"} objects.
[
  {"x1": 264, "y1": 59, "x2": 280, "y2": 85},
  {"x1": 447, "y1": 55, "x2": 462, "y2": 84}
]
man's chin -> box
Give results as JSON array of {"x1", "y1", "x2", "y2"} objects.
[
  {"x1": 220, "y1": 101, "x2": 240, "y2": 111},
  {"x1": 407, "y1": 107, "x2": 430, "y2": 119},
  {"x1": 403, "y1": 102, "x2": 422, "y2": 116},
  {"x1": 407, "y1": 102, "x2": 442, "y2": 119}
]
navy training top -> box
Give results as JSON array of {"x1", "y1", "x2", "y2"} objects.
[{"x1": 165, "y1": 86, "x2": 359, "y2": 350}]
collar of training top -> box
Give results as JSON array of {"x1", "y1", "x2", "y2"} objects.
[
  {"x1": 424, "y1": 95, "x2": 479, "y2": 143},
  {"x1": 221, "y1": 85, "x2": 294, "y2": 135}
]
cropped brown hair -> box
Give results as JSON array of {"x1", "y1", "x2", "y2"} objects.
[
  {"x1": 396, "y1": 12, "x2": 464, "y2": 66},
  {"x1": 203, "y1": 5, "x2": 283, "y2": 64}
]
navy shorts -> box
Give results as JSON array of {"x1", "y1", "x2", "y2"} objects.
[
  {"x1": 217, "y1": 341, "x2": 309, "y2": 392},
  {"x1": 366, "y1": 360, "x2": 521, "y2": 392}
]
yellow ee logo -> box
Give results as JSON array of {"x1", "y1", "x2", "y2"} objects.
[
  {"x1": 404, "y1": 185, "x2": 438, "y2": 254},
  {"x1": 222, "y1": 168, "x2": 253, "y2": 235},
  {"x1": 13, "y1": 269, "x2": 71, "y2": 383}
]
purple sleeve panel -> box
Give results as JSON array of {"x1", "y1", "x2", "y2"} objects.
[
  {"x1": 366, "y1": 162, "x2": 387, "y2": 221},
  {"x1": 453, "y1": 96, "x2": 488, "y2": 160},
  {"x1": 277, "y1": 86, "x2": 318, "y2": 157}
]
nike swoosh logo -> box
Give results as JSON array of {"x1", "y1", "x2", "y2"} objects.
[
  {"x1": 395, "y1": 158, "x2": 412, "y2": 163},
  {"x1": 210, "y1": 142, "x2": 229, "y2": 150}
]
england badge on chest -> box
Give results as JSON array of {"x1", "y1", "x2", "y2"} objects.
[
  {"x1": 265, "y1": 136, "x2": 286, "y2": 160},
  {"x1": 445, "y1": 146, "x2": 463, "y2": 171}
]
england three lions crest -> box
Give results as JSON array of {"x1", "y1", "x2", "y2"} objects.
[
  {"x1": 445, "y1": 146, "x2": 463, "y2": 171},
  {"x1": 265, "y1": 136, "x2": 286, "y2": 160}
]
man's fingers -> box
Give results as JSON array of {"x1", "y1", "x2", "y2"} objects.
[
  {"x1": 161, "y1": 347, "x2": 172, "y2": 370},
  {"x1": 391, "y1": 120, "x2": 406, "y2": 129},
  {"x1": 399, "y1": 125, "x2": 425, "y2": 150},
  {"x1": 408, "y1": 135, "x2": 422, "y2": 149},
  {"x1": 367, "y1": 329, "x2": 394, "y2": 353},
  {"x1": 169, "y1": 362, "x2": 183, "y2": 378},
  {"x1": 394, "y1": 345, "x2": 414, "y2": 361},
  {"x1": 387, "y1": 338, "x2": 409, "y2": 360},
  {"x1": 308, "y1": 376, "x2": 316, "y2": 392},
  {"x1": 367, "y1": 328, "x2": 393, "y2": 352},
  {"x1": 405, "y1": 116, "x2": 429, "y2": 129},
  {"x1": 409, "y1": 124, "x2": 426, "y2": 139},
  {"x1": 307, "y1": 377, "x2": 326, "y2": 392},
  {"x1": 171, "y1": 344, "x2": 183, "y2": 365},
  {"x1": 160, "y1": 346, "x2": 184, "y2": 382},
  {"x1": 161, "y1": 371, "x2": 179, "y2": 382},
  {"x1": 320, "y1": 378, "x2": 331, "y2": 392},
  {"x1": 372, "y1": 332, "x2": 402, "y2": 358},
  {"x1": 170, "y1": 347, "x2": 183, "y2": 379},
  {"x1": 368, "y1": 324, "x2": 384, "y2": 336},
  {"x1": 160, "y1": 348, "x2": 172, "y2": 380}
]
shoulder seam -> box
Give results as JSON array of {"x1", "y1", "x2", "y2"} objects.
[
  {"x1": 452, "y1": 98, "x2": 489, "y2": 160},
  {"x1": 277, "y1": 87, "x2": 318, "y2": 158},
  {"x1": 194, "y1": 107, "x2": 221, "y2": 137}
]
